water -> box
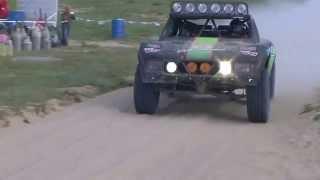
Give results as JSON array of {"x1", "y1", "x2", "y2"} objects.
[{"x1": 252, "y1": 0, "x2": 319, "y2": 96}]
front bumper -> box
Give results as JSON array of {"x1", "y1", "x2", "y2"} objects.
[
  {"x1": 140, "y1": 60, "x2": 260, "y2": 90},
  {"x1": 142, "y1": 71, "x2": 258, "y2": 89}
]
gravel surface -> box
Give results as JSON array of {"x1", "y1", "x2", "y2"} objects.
[{"x1": 0, "y1": 87, "x2": 319, "y2": 180}]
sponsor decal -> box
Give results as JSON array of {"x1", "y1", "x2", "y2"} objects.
[
  {"x1": 240, "y1": 47, "x2": 258, "y2": 57},
  {"x1": 144, "y1": 47, "x2": 160, "y2": 54},
  {"x1": 144, "y1": 44, "x2": 161, "y2": 53},
  {"x1": 240, "y1": 50, "x2": 258, "y2": 57}
]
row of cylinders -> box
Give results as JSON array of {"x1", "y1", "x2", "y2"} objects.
[{"x1": 11, "y1": 25, "x2": 51, "y2": 52}]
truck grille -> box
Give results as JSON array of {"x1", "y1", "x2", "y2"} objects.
[{"x1": 182, "y1": 61, "x2": 219, "y2": 75}]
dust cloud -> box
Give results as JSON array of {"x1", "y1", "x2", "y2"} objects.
[{"x1": 253, "y1": 0, "x2": 319, "y2": 97}]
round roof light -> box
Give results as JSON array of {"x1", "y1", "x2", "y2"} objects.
[
  {"x1": 198, "y1": 3, "x2": 208, "y2": 13},
  {"x1": 172, "y1": 2, "x2": 182, "y2": 13},
  {"x1": 211, "y1": 3, "x2": 221, "y2": 14},
  {"x1": 237, "y1": 4, "x2": 248, "y2": 14},
  {"x1": 224, "y1": 4, "x2": 234, "y2": 14},
  {"x1": 185, "y1": 3, "x2": 196, "y2": 13}
]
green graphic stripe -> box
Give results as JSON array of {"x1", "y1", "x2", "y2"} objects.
[
  {"x1": 193, "y1": 37, "x2": 218, "y2": 45},
  {"x1": 187, "y1": 50, "x2": 211, "y2": 60},
  {"x1": 187, "y1": 37, "x2": 218, "y2": 61},
  {"x1": 267, "y1": 47, "x2": 276, "y2": 73}
]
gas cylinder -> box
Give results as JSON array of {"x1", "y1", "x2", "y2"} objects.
[
  {"x1": 21, "y1": 27, "x2": 28, "y2": 42},
  {"x1": 23, "y1": 36, "x2": 32, "y2": 51},
  {"x1": 7, "y1": 40, "x2": 13, "y2": 56},
  {"x1": 31, "y1": 26, "x2": 42, "y2": 51},
  {"x1": 41, "y1": 26, "x2": 51, "y2": 50},
  {"x1": 11, "y1": 26, "x2": 23, "y2": 52}
]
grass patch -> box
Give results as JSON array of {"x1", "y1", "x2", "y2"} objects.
[
  {"x1": 61, "y1": 0, "x2": 169, "y2": 41},
  {"x1": 301, "y1": 103, "x2": 320, "y2": 122},
  {"x1": 0, "y1": 47, "x2": 137, "y2": 108},
  {"x1": 70, "y1": 21, "x2": 161, "y2": 42},
  {"x1": 314, "y1": 113, "x2": 320, "y2": 121},
  {"x1": 9, "y1": 0, "x2": 17, "y2": 10}
]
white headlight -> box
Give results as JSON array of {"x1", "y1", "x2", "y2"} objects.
[
  {"x1": 237, "y1": 4, "x2": 248, "y2": 14},
  {"x1": 172, "y1": 2, "x2": 182, "y2": 13},
  {"x1": 224, "y1": 4, "x2": 234, "y2": 14},
  {"x1": 185, "y1": 3, "x2": 195, "y2": 13},
  {"x1": 211, "y1": 3, "x2": 221, "y2": 14},
  {"x1": 219, "y1": 61, "x2": 232, "y2": 76},
  {"x1": 198, "y1": 3, "x2": 208, "y2": 13},
  {"x1": 166, "y1": 62, "x2": 178, "y2": 73}
]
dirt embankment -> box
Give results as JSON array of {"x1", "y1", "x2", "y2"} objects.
[{"x1": 0, "y1": 85, "x2": 100, "y2": 128}]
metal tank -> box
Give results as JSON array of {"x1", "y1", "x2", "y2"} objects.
[
  {"x1": 31, "y1": 25, "x2": 42, "y2": 51},
  {"x1": 7, "y1": 40, "x2": 14, "y2": 56},
  {"x1": 41, "y1": 26, "x2": 51, "y2": 50},
  {"x1": 23, "y1": 36, "x2": 32, "y2": 51},
  {"x1": 11, "y1": 26, "x2": 24, "y2": 52}
]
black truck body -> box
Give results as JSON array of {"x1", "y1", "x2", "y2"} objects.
[{"x1": 134, "y1": 1, "x2": 277, "y2": 123}]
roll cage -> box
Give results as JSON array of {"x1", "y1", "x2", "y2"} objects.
[{"x1": 160, "y1": 15, "x2": 260, "y2": 43}]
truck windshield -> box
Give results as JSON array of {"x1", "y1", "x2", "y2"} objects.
[{"x1": 162, "y1": 18, "x2": 250, "y2": 39}]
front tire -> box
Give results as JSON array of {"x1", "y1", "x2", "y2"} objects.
[
  {"x1": 246, "y1": 68, "x2": 271, "y2": 123},
  {"x1": 134, "y1": 66, "x2": 160, "y2": 114}
]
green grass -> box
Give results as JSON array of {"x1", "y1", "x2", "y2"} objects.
[
  {"x1": 61, "y1": 0, "x2": 172, "y2": 41},
  {"x1": 9, "y1": 0, "x2": 17, "y2": 10},
  {"x1": 0, "y1": 47, "x2": 137, "y2": 108},
  {"x1": 61, "y1": 0, "x2": 171, "y2": 20},
  {"x1": 71, "y1": 22, "x2": 161, "y2": 42}
]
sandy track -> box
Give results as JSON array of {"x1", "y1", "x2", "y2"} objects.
[{"x1": 0, "y1": 87, "x2": 319, "y2": 180}]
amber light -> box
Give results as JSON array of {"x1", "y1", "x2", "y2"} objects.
[
  {"x1": 200, "y1": 63, "x2": 213, "y2": 74},
  {"x1": 186, "y1": 62, "x2": 198, "y2": 74}
]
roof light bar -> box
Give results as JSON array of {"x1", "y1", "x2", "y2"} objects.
[{"x1": 171, "y1": 1, "x2": 249, "y2": 19}]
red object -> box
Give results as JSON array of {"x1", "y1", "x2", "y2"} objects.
[{"x1": 0, "y1": 0, "x2": 9, "y2": 19}]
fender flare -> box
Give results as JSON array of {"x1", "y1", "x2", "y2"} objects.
[{"x1": 266, "y1": 46, "x2": 276, "y2": 73}]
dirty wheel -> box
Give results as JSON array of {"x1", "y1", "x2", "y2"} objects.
[
  {"x1": 246, "y1": 68, "x2": 271, "y2": 123},
  {"x1": 134, "y1": 66, "x2": 160, "y2": 114}
]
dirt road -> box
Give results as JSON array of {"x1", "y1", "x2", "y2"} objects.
[
  {"x1": 1, "y1": 1, "x2": 320, "y2": 180},
  {"x1": 0, "y1": 87, "x2": 319, "y2": 180}
]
